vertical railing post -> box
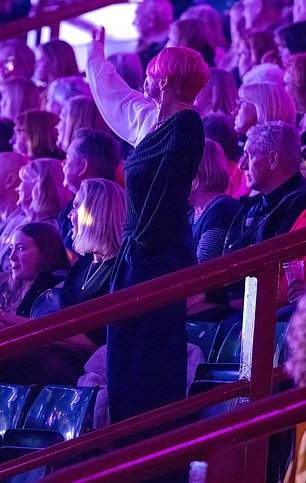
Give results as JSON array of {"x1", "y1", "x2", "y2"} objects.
[{"x1": 244, "y1": 262, "x2": 280, "y2": 483}]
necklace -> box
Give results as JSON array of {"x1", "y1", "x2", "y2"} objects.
[{"x1": 81, "y1": 262, "x2": 105, "y2": 291}]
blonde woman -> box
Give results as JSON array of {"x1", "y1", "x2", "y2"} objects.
[
  {"x1": 57, "y1": 95, "x2": 109, "y2": 153},
  {"x1": 32, "y1": 178, "x2": 125, "y2": 347},
  {"x1": 0, "y1": 77, "x2": 40, "y2": 121},
  {"x1": 17, "y1": 158, "x2": 67, "y2": 227},
  {"x1": 234, "y1": 81, "x2": 296, "y2": 134},
  {"x1": 12, "y1": 109, "x2": 63, "y2": 159}
]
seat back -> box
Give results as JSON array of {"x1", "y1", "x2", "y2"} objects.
[
  {"x1": 186, "y1": 321, "x2": 220, "y2": 361},
  {"x1": 216, "y1": 322, "x2": 242, "y2": 363},
  {"x1": 23, "y1": 385, "x2": 98, "y2": 440},
  {"x1": 0, "y1": 384, "x2": 36, "y2": 435}
]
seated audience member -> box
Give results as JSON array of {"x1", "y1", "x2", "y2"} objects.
[
  {"x1": 17, "y1": 158, "x2": 67, "y2": 227},
  {"x1": 57, "y1": 95, "x2": 109, "y2": 153},
  {"x1": 0, "y1": 222, "x2": 95, "y2": 387},
  {"x1": 0, "y1": 77, "x2": 40, "y2": 121},
  {"x1": 225, "y1": 121, "x2": 306, "y2": 256},
  {"x1": 189, "y1": 138, "x2": 241, "y2": 263},
  {"x1": 180, "y1": 4, "x2": 227, "y2": 63},
  {"x1": 284, "y1": 53, "x2": 306, "y2": 140},
  {"x1": 237, "y1": 30, "x2": 278, "y2": 81},
  {"x1": 0, "y1": 117, "x2": 14, "y2": 152},
  {"x1": 134, "y1": 0, "x2": 173, "y2": 70},
  {"x1": 45, "y1": 76, "x2": 91, "y2": 115},
  {"x1": 0, "y1": 39, "x2": 35, "y2": 82},
  {"x1": 35, "y1": 39, "x2": 80, "y2": 86},
  {"x1": 107, "y1": 53, "x2": 144, "y2": 91},
  {"x1": 230, "y1": 82, "x2": 296, "y2": 200},
  {"x1": 218, "y1": 1, "x2": 245, "y2": 73},
  {"x1": 32, "y1": 178, "x2": 125, "y2": 347},
  {"x1": 59, "y1": 128, "x2": 120, "y2": 251},
  {"x1": 0, "y1": 152, "x2": 26, "y2": 272},
  {"x1": 196, "y1": 122, "x2": 306, "y2": 317},
  {"x1": 234, "y1": 82, "x2": 296, "y2": 135},
  {"x1": 167, "y1": 18, "x2": 215, "y2": 66},
  {"x1": 11, "y1": 109, "x2": 63, "y2": 159},
  {"x1": 242, "y1": 63, "x2": 285, "y2": 85},
  {"x1": 194, "y1": 68, "x2": 237, "y2": 117},
  {"x1": 242, "y1": 0, "x2": 290, "y2": 31},
  {"x1": 274, "y1": 21, "x2": 306, "y2": 67}
]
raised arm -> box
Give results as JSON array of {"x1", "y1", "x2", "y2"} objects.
[{"x1": 86, "y1": 27, "x2": 157, "y2": 146}]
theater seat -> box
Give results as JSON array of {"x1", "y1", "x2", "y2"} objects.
[
  {"x1": 0, "y1": 385, "x2": 98, "y2": 464},
  {"x1": 0, "y1": 384, "x2": 36, "y2": 437}
]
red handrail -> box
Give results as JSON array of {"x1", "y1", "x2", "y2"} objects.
[
  {"x1": 0, "y1": 0, "x2": 125, "y2": 41},
  {"x1": 0, "y1": 366, "x2": 288, "y2": 480},
  {"x1": 1, "y1": 230, "x2": 306, "y2": 481},
  {"x1": 41, "y1": 386, "x2": 306, "y2": 483},
  {"x1": 1, "y1": 228, "x2": 306, "y2": 360},
  {"x1": 0, "y1": 379, "x2": 249, "y2": 480}
]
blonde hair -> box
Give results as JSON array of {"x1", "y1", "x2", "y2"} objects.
[
  {"x1": 238, "y1": 82, "x2": 296, "y2": 125},
  {"x1": 59, "y1": 95, "x2": 109, "y2": 152},
  {"x1": 19, "y1": 158, "x2": 65, "y2": 219},
  {"x1": 15, "y1": 109, "x2": 60, "y2": 159},
  {"x1": 191, "y1": 138, "x2": 229, "y2": 193},
  {"x1": 73, "y1": 178, "x2": 125, "y2": 259},
  {"x1": 0, "y1": 77, "x2": 40, "y2": 121}
]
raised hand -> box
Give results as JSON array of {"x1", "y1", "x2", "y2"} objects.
[{"x1": 87, "y1": 26, "x2": 106, "y2": 61}]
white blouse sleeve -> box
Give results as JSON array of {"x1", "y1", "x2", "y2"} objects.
[{"x1": 86, "y1": 48, "x2": 157, "y2": 147}]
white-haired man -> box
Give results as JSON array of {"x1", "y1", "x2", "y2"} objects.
[{"x1": 224, "y1": 121, "x2": 306, "y2": 253}]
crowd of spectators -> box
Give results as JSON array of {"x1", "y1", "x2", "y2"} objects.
[{"x1": 0, "y1": 0, "x2": 306, "y2": 481}]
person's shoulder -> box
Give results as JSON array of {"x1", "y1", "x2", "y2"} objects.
[{"x1": 174, "y1": 109, "x2": 203, "y2": 138}]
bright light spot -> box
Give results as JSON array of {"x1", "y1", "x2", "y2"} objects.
[{"x1": 79, "y1": 204, "x2": 93, "y2": 227}]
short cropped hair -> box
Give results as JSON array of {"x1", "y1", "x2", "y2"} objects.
[
  {"x1": 73, "y1": 128, "x2": 120, "y2": 181},
  {"x1": 15, "y1": 110, "x2": 60, "y2": 159},
  {"x1": 0, "y1": 77, "x2": 40, "y2": 121},
  {"x1": 73, "y1": 178, "x2": 125, "y2": 259},
  {"x1": 147, "y1": 47, "x2": 210, "y2": 104},
  {"x1": 238, "y1": 82, "x2": 296, "y2": 125},
  {"x1": 19, "y1": 158, "x2": 65, "y2": 219},
  {"x1": 192, "y1": 138, "x2": 229, "y2": 193},
  {"x1": 246, "y1": 121, "x2": 301, "y2": 170},
  {"x1": 59, "y1": 95, "x2": 109, "y2": 152}
]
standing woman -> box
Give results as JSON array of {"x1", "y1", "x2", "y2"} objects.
[{"x1": 87, "y1": 29, "x2": 210, "y2": 423}]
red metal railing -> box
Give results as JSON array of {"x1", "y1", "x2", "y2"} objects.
[
  {"x1": 1, "y1": 229, "x2": 306, "y2": 481},
  {"x1": 0, "y1": 0, "x2": 125, "y2": 41},
  {"x1": 41, "y1": 385, "x2": 306, "y2": 483}
]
